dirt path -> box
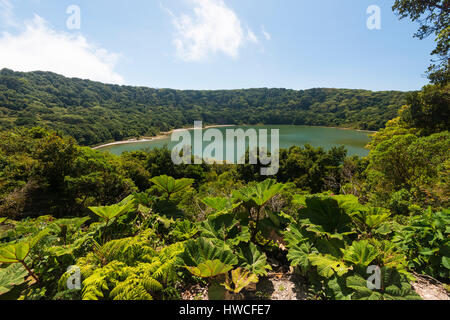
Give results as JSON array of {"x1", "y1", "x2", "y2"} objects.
[
  {"x1": 411, "y1": 274, "x2": 450, "y2": 300},
  {"x1": 180, "y1": 272, "x2": 309, "y2": 301},
  {"x1": 246, "y1": 273, "x2": 308, "y2": 300}
]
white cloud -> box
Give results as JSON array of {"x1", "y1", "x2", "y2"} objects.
[
  {"x1": 0, "y1": 9, "x2": 124, "y2": 84},
  {"x1": 171, "y1": 0, "x2": 257, "y2": 61},
  {"x1": 247, "y1": 28, "x2": 258, "y2": 44},
  {"x1": 261, "y1": 25, "x2": 271, "y2": 41}
]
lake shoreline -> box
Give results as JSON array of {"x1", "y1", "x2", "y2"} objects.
[
  {"x1": 92, "y1": 124, "x2": 376, "y2": 151},
  {"x1": 92, "y1": 124, "x2": 236, "y2": 150}
]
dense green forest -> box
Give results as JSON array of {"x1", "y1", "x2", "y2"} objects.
[
  {"x1": 0, "y1": 118, "x2": 448, "y2": 300},
  {"x1": 0, "y1": 68, "x2": 406, "y2": 146},
  {"x1": 0, "y1": 0, "x2": 449, "y2": 301}
]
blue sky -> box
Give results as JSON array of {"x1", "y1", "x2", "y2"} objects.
[{"x1": 0, "y1": 0, "x2": 436, "y2": 91}]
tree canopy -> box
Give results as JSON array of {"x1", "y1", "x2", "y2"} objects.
[
  {"x1": 393, "y1": 0, "x2": 450, "y2": 84},
  {"x1": 0, "y1": 69, "x2": 407, "y2": 146}
]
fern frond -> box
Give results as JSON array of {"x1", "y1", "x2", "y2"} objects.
[
  {"x1": 81, "y1": 261, "x2": 130, "y2": 300},
  {"x1": 110, "y1": 276, "x2": 154, "y2": 300},
  {"x1": 99, "y1": 236, "x2": 156, "y2": 265}
]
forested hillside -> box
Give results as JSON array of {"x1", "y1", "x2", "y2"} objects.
[{"x1": 0, "y1": 68, "x2": 406, "y2": 146}]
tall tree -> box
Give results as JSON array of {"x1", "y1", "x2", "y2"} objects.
[{"x1": 393, "y1": 0, "x2": 450, "y2": 84}]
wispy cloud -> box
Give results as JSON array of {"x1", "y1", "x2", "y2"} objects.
[
  {"x1": 261, "y1": 25, "x2": 271, "y2": 41},
  {"x1": 170, "y1": 0, "x2": 257, "y2": 62},
  {"x1": 247, "y1": 28, "x2": 258, "y2": 44},
  {"x1": 0, "y1": 4, "x2": 124, "y2": 84}
]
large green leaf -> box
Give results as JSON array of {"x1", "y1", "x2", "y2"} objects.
[
  {"x1": 304, "y1": 224, "x2": 354, "y2": 240},
  {"x1": 442, "y1": 256, "x2": 450, "y2": 270},
  {"x1": 150, "y1": 175, "x2": 194, "y2": 198},
  {"x1": 0, "y1": 218, "x2": 7, "y2": 224},
  {"x1": 223, "y1": 268, "x2": 259, "y2": 294},
  {"x1": 342, "y1": 240, "x2": 379, "y2": 267},
  {"x1": 118, "y1": 194, "x2": 136, "y2": 206},
  {"x1": 178, "y1": 238, "x2": 238, "y2": 268},
  {"x1": 0, "y1": 228, "x2": 50, "y2": 263},
  {"x1": 325, "y1": 275, "x2": 353, "y2": 300},
  {"x1": 169, "y1": 220, "x2": 198, "y2": 241},
  {"x1": 315, "y1": 238, "x2": 346, "y2": 258},
  {"x1": 299, "y1": 197, "x2": 354, "y2": 239},
  {"x1": 351, "y1": 207, "x2": 391, "y2": 233},
  {"x1": 46, "y1": 232, "x2": 93, "y2": 258},
  {"x1": 53, "y1": 216, "x2": 90, "y2": 231},
  {"x1": 283, "y1": 223, "x2": 309, "y2": 247},
  {"x1": 365, "y1": 209, "x2": 391, "y2": 229},
  {"x1": 287, "y1": 242, "x2": 316, "y2": 270},
  {"x1": 29, "y1": 228, "x2": 51, "y2": 248},
  {"x1": 198, "y1": 214, "x2": 250, "y2": 247},
  {"x1": 199, "y1": 214, "x2": 238, "y2": 240},
  {"x1": 332, "y1": 194, "x2": 366, "y2": 216},
  {"x1": 237, "y1": 243, "x2": 272, "y2": 276},
  {"x1": 0, "y1": 242, "x2": 30, "y2": 263},
  {"x1": 202, "y1": 197, "x2": 241, "y2": 216},
  {"x1": 308, "y1": 254, "x2": 349, "y2": 278},
  {"x1": 202, "y1": 197, "x2": 230, "y2": 211},
  {"x1": 232, "y1": 179, "x2": 285, "y2": 207},
  {"x1": 186, "y1": 260, "x2": 234, "y2": 278},
  {"x1": 0, "y1": 263, "x2": 29, "y2": 296},
  {"x1": 89, "y1": 197, "x2": 135, "y2": 222}
]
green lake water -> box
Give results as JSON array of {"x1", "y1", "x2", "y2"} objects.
[{"x1": 97, "y1": 125, "x2": 373, "y2": 158}]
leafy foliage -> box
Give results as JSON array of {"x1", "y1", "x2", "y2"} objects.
[
  {"x1": 308, "y1": 254, "x2": 349, "y2": 278},
  {"x1": 178, "y1": 238, "x2": 238, "y2": 268},
  {"x1": 88, "y1": 195, "x2": 135, "y2": 224},
  {"x1": 150, "y1": 175, "x2": 194, "y2": 200},
  {"x1": 393, "y1": 0, "x2": 449, "y2": 84},
  {"x1": 286, "y1": 242, "x2": 316, "y2": 271},
  {"x1": 237, "y1": 243, "x2": 272, "y2": 276},
  {"x1": 223, "y1": 268, "x2": 258, "y2": 294},
  {"x1": 297, "y1": 197, "x2": 354, "y2": 240},
  {"x1": 232, "y1": 179, "x2": 285, "y2": 241},
  {"x1": 341, "y1": 240, "x2": 379, "y2": 267},
  {"x1": 198, "y1": 213, "x2": 250, "y2": 249},
  {"x1": 393, "y1": 208, "x2": 450, "y2": 280},
  {"x1": 0, "y1": 242, "x2": 30, "y2": 263},
  {"x1": 169, "y1": 220, "x2": 198, "y2": 242},
  {"x1": 185, "y1": 260, "x2": 234, "y2": 278},
  {"x1": 233, "y1": 179, "x2": 285, "y2": 208},
  {"x1": 201, "y1": 197, "x2": 241, "y2": 217},
  {"x1": 0, "y1": 170, "x2": 444, "y2": 301},
  {"x1": 0, "y1": 264, "x2": 29, "y2": 297},
  {"x1": 346, "y1": 267, "x2": 420, "y2": 300}
]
